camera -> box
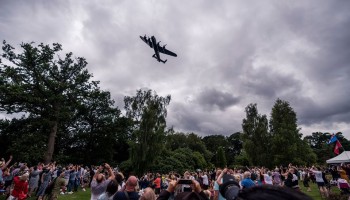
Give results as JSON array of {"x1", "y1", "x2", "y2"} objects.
[{"x1": 219, "y1": 174, "x2": 240, "y2": 200}]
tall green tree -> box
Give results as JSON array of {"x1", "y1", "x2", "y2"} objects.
[
  {"x1": 59, "y1": 88, "x2": 121, "y2": 164},
  {"x1": 0, "y1": 41, "x2": 98, "y2": 163},
  {"x1": 226, "y1": 132, "x2": 243, "y2": 165},
  {"x1": 269, "y1": 99, "x2": 315, "y2": 166},
  {"x1": 216, "y1": 146, "x2": 227, "y2": 168},
  {"x1": 241, "y1": 104, "x2": 270, "y2": 167},
  {"x1": 124, "y1": 89, "x2": 171, "y2": 175}
]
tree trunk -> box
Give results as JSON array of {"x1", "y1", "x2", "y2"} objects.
[{"x1": 44, "y1": 120, "x2": 58, "y2": 164}]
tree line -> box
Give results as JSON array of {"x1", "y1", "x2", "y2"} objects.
[{"x1": 0, "y1": 41, "x2": 347, "y2": 176}]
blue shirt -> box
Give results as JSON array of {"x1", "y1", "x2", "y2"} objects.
[
  {"x1": 214, "y1": 179, "x2": 225, "y2": 200},
  {"x1": 241, "y1": 178, "x2": 255, "y2": 189}
]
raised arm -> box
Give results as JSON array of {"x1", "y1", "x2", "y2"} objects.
[{"x1": 1, "y1": 155, "x2": 13, "y2": 170}]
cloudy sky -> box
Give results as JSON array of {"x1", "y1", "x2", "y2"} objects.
[{"x1": 1, "y1": 0, "x2": 349, "y2": 137}]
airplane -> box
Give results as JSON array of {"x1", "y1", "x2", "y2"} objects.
[{"x1": 140, "y1": 35, "x2": 177, "y2": 63}]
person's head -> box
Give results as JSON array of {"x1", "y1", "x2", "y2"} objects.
[
  {"x1": 96, "y1": 173, "x2": 105, "y2": 183},
  {"x1": 140, "y1": 187, "x2": 156, "y2": 200},
  {"x1": 20, "y1": 173, "x2": 29, "y2": 181},
  {"x1": 106, "y1": 179, "x2": 119, "y2": 196},
  {"x1": 115, "y1": 172, "x2": 124, "y2": 183},
  {"x1": 243, "y1": 171, "x2": 251, "y2": 179},
  {"x1": 125, "y1": 176, "x2": 138, "y2": 191}
]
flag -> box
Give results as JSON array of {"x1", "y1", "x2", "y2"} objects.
[
  {"x1": 328, "y1": 134, "x2": 338, "y2": 144},
  {"x1": 334, "y1": 140, "x2": 342, "y2": 155}
]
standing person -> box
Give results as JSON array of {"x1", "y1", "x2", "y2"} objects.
[
  {"x1": 0, "y1": 156, "x2": 13, "y2": 184},
  {"x1": 214, "y1": 169, "x2": 225, "y2": 200},
  {"x1": 153, "y1": 173, "x2": 161, "y2": 195},
  {"x1": 37, "y1": 164, "x2": 55, "y2": 200},
  {"x1": 240, "y1": 171, "x2": 255, "y2": 189},
  {"x1": 47, "y1": 171, "x2": 66, "y2": 200},
  {"x1": 201, "y1": 172, "x2": 209, "y2": 190},
  {"x1": 272, "y1": 168, "x2": 281, "y2": 186},
  {"x1": 303, "y1": 170, "x2": 311, "y2": 192},
  {"x1": 91, "y1": 163, "x2": 115, "y2": 200},
  {"x1": 113, "y1": 176, "x2": 140, "y2": 200},
  {"x1": 67, "y1": 166, "x2": 77, "y2": 194},
  {"x1": 311, "y1": 166, "x2": 329, "y2": 198},
  {"x1": 9, "y1": 173, "x2": 29, "y2": 200},
  {"x1": 28, "y1": 166, "x2": 41, "y2": 197}
]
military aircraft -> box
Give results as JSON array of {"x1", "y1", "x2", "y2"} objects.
[{"x1": 140, "y1": 35, "x2": 177, "y2": 63}]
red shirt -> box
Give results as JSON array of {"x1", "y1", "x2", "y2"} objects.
[
  {"x1": 11, "y1": 176, "x2": 28, "y2": 200},
  {"x1": 154, "y1": 177, "x2": 161, "y2": 188}
]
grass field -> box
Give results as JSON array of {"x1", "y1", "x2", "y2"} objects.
[{"x1": 0, "y1": 183, "x2": 348, "y2": 200}]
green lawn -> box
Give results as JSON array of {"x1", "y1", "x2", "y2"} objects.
[{"x1": 0, "y1": 183, "x2": 348, "y2": 200}]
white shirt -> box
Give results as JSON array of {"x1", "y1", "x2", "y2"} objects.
[{"x1": 201, "y1": 174, "x2": 209, "y2": 185}]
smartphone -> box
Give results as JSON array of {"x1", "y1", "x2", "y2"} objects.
[{"x1": 178, "y1": 179, "x2": 193, "y2": 185}]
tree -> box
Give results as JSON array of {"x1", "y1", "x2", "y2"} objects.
[
  {"x1": 59, "y1": 88, "x2": 121, "y2": 164},
  {"x1": 0, "y1": 41, "x2": 98, "y2": 163},
  {"x1": 226, "y1": 132, "x2": 243, "y2": 165},
  {"x1": 216, "y1": 146, "x2": 227, "y2": 168},
  {"x1": 241, "y1": 104, "x2": 270, "y2": 167},
  {"x1": 124, "y1": 89, "x2": 171, "y2": 175},
  {"x1": 269, "y1": 99, "x2": 315, "y2": 166}
]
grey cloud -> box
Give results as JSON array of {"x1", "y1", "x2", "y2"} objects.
[
  {"x1": 1, "y1": 0, "x2": 350, "y2": 136},
  {"x1": 195, "y1": 88, "x2": 240, "y2": 111}
]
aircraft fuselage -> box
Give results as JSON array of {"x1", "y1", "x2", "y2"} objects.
[{"x1": 151, "y1": 36, "x2": 161, "y2": 62}]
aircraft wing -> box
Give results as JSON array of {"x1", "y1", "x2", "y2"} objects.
[
  {"x1": 158, "y1": 45, "x2": 177, "y2": 57},
  {"x1": 140, "y1": 36, "x2": 153, "y2": 48}
]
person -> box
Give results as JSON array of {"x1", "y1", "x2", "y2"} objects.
[
  {"x1": 213, "y1": 169, "x2": 225, "y2": 200},
  {"x1": 0, "y1": 156, "x2": 13, "y2": 185},
  {"x1": 153, "y1": 173, "x2": 161, "y2": 195},
  {"x1": 91, "y1": 163, "x2": 115, "y2": 200},
  {"x1": 140, "y1": 187, "x2": 156, "y2": 200},
  {"x1": 157, "y1": 179, "x2": 207, "y2": 200},
  {"x1": 302, "y1": 170, "x2": 311, "y2": 192},
  {"x1": 67, "y1": 166, "x2": 77, "y2": 194},
  {"x1": 98, "y1": 179, "x2": 119, "y2": 200},
  {"x1": 310, "y1": 166, "x2": 329, "y2": 198},
  {"x1": 47, "y1": 170, "x2": 66, "y2": 200},
  {"x1": 28, "y1": 166, "x2": 41, "y2": 197},
  {"x1": 201, "y1": 172, "x2": 209, "y2": 190},
  {"x1": 240, "y1": 171, "x2": 255, "y2": 189},
  {"x1": 10, "y1": 172, "x2": 29, "y2": 200},
  {"x1": 113, "y1": 176, "x2": 140, "y2": 200},
  {"x1": 37, "y1": 164, "x2": 55, "y2": 200}
]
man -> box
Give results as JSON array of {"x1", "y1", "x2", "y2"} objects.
[
  {"x1": 48, "y1": 171, "x2": 66, "y2": 200},
  {"x1": 90, "y1": 163, "x2": 115, "y2": 200},
  {"x1": 113, "y1": 176, "x2": 140, "y2": 200},
  {"x1": 241, "y1": 171, "x2": 255, "y2": 189}
]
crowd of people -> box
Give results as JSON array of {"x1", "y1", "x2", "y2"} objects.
[{"x1": 1, "y1": 155, "x2": 350, "y2": 200}]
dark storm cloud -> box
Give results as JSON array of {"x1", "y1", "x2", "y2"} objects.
[
  {"x1": 195, "y1": 88, "x2": 240, "y2": 111},
  {"x1": 1, "y1": 0, "x2": 350, "y2": 136}
]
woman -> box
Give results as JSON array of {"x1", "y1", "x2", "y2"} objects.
[
  {"x1": 36, "y1": 165, "x2": 54, "y2": 200},
  {"x1": 28, "y1": 166, "x2": 41, "y2": 197},
  {"x1": 10, "y1": 173, "x2": 29, "y2": 200}
]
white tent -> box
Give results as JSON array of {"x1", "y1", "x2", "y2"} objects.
[{"x1": 326, "y1": 151, "x2": 350, "y2": 164}]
